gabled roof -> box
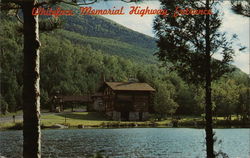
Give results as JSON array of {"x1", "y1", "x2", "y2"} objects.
[{"x1": 105, "y1": 82, "x2": 155, "y2": 92}]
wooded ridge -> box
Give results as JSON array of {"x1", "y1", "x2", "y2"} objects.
[{"x1": 0, "y1": 8, "x2": 249, "y2": 120}]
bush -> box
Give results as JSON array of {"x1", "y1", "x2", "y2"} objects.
[
  {"x1": 9, "y1": 122, "x2": 23, "y2": 130},
  {"x1": 93, "y1": 152, "x2": 106, "y2": 158},
  {"x1": 0, "y1": 98, "x2": 8, "y2": 115}
]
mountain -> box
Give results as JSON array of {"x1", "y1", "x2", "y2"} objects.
[
  {"x1": 57, "y1": 5, "x2": 157, "y2": 63},
  {"x1": 62, "y1": 15, "x2": 156, "y2": 50},
  {"x1": 1, "y1": 8, "x2": 249, "y2": 117}
]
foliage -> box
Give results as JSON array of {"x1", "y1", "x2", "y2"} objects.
[
  {"x1": 153, "y1": 87, "x2": 178, "y2": 120},
  {"x1": 61, "y1": 5, "x2": 157, "y2": 50},
  {"x1": 237, "y1": 86, "x2": 250, "y2": 120},
  {"x1": 153, "y1": 0, "x2": 245, "y2": 157},
  {"x1": 0, "y1": 10, "x2": 249, "y2": 120},
  {"x1": 153, "y1": 0, "x2": 236, "y2": 84},
  {"x1": 231, "y1": 0, "x2": 250, "y2": 17},
  {"x1": 212, "y1": 79, "x2": 239, "y2": 119}
]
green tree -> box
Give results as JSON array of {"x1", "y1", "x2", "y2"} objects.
[
  {"x1": 153, "y1": 0, "x2": 238, "y2": 157},
  {"x1": 0, "y1": 22, "x2": 22, "y2": 113},
  {"x1": 153, "y1": 82, "x2": 178, "y2": 120},
  {"x1": 0, "y1": 95, "x2": 8, "y2": 115},
  {"x1": 212, "y1": 79, "x2": 239, "y2": 119},
  {"x1": 175, "y1": 85, "x2": 204, "y2": 116},
  {"x1": 237, "y1": 86, "x2": 250, "y2": 121}
]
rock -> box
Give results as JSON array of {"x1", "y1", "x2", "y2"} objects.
[
  {"x1": 78, "y1": 125, "x2": 84, "y2": 128},
  {"x1": 50, "y1": 124, "x2": 68, "y2": 129}
]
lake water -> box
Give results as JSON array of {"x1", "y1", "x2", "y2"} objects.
[{"x1": 0, "y1": 128, "x2": 249, "y2": 158}]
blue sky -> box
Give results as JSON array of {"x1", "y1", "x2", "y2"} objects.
[{"x1": 85, "y1": 1, "x2": 249, "y2": 74}]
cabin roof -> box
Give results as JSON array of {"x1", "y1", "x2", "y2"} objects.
[{"x1": 105, "y1": 82, "x2": 155, "y2": 92}]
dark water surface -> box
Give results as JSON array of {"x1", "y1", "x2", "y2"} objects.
[{"x1": 0, "y1": 128, "x2": 249, "y2": 158}]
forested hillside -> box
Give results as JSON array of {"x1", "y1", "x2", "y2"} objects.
[
  {"x1": 0, "y1": 10, "x2": 249, "y2": 119},
  {"x1": 62, "y1": 15, "x2": 156, "y2": 50},
  {"x1": 56, "y1": 4, "x2": 157, "y2": 63},
  {"x1": 55, "y1": 29, "x2": 155, "y2": 63}
]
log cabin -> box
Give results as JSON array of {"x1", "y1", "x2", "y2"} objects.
[
  {"x1": 101, "y1": 82, "x2": 155, "y2": 121},
  {"x1": 52, "y1": 81, "x2": 155, "y2": 121}
]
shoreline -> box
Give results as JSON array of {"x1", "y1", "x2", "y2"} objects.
[
  {"x1": 1, "y1": 112, "x2": 249, "y2": 130},
  {"x1": 1, "y1": 122, "x2": 249, "y2": 131}
]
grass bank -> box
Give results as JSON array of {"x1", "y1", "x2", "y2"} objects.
[
  {"x1": 40, "y1": 112, "x2": 161, "y2": 129},
  {"x1": 0, "y1": 112, "x2": 249, "y2": 130}
]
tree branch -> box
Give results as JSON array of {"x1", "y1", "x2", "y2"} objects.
[{"x1": 0, "y1": 3, "x2": 21, "y2": 10}]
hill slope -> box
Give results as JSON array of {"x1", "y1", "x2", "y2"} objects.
[
  {"x1": 1, "y1": 10, "x2": 249, "y2": 117},
  {"x1": 58, "y1": 5, "x2": 157, "y2": 63},
  {"x1": 62, "y1": 14, "x2": 156, "y2": 50}
]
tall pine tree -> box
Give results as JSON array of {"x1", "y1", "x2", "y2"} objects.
[
  {"x1": 0, "y1": 0, "x2": 142, "y2": 157},
  {"x1": 154, "y1": 0, "x2": 237, "y2": 157},
  {"x1": 1, "y1": 0, "x2": 96, "y2": 157}
]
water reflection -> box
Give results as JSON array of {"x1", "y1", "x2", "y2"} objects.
[{"x1": 0, "y1": 128, "x2": 249, "y2": 158}]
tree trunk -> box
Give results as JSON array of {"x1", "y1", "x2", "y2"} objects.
[
  {"x1": 22, "y1": 1, "x2": 41, "y2": 158},
  {"x1": 205, "y1": 0, "x2": 214, "y2": 157}
]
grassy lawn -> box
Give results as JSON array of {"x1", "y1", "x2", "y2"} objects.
[
  {"x1": 41, "y1": 112, "x2": 110, "y2": 126},
  {"x1": 41, "y1": 112, "x2": 160, "y2": 127},
  {"x1": 0, "y1": 121, "x2": 22, "y2": 129}
]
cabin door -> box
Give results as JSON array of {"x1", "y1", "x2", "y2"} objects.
[
  {"x1": 139, "y1": 112, "x2": 143, "y2": 121},
  {"x1": 119, "y1": 101, "x2": 133, "y2": 121},
  {"x1": 121, "y1": 111, "x2": 129, "y2": 121}
]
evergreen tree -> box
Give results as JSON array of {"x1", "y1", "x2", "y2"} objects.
[
  {"x1": 0, "y1": 1, "x2": 143, "y2": 157},
  {"x1": 1, "y1": 1, "x2": 100, "y2": 157},
  {"x1": 153, "y1": 0, "x2": 238, "y2": 157}
]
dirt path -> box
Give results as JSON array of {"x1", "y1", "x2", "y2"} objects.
[{"x1": 0, "y1": 115, "x2": 23, "y2": 123}]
